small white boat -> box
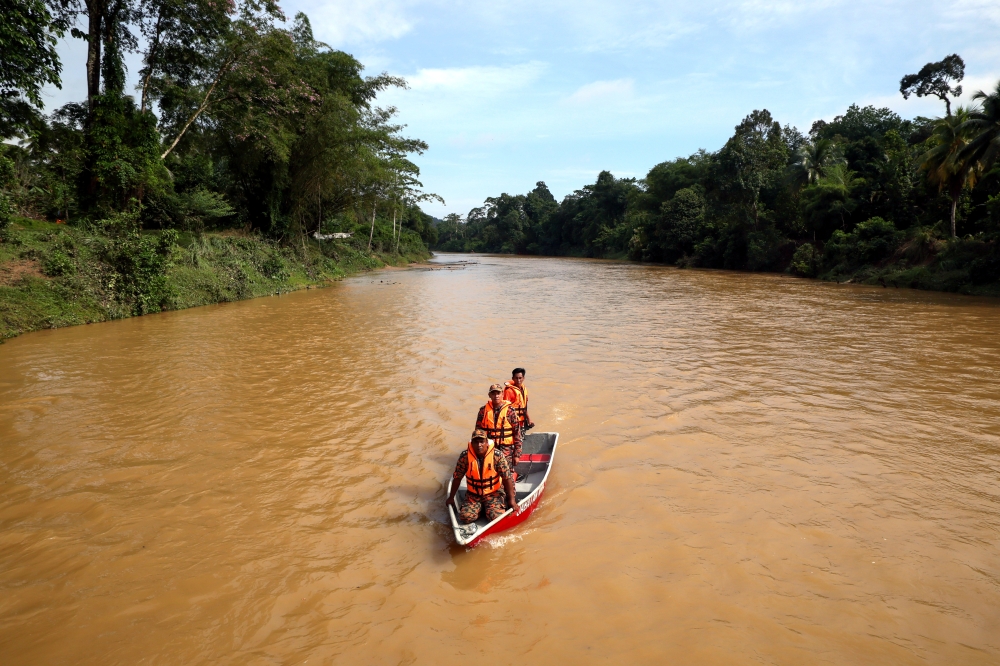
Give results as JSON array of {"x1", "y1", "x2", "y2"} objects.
[{"x1": 447, "y1": 431, "x2": 558, "y2": 548}]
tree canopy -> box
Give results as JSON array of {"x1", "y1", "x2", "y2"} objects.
[
  {"x1": 0, "y1": 0, "x2": 437, "y2": 250},
  {"x1": 900, "y1": 54, "x2": 965, "y2": 117},
  {"x1": 439, "y1": 62, "x2": 1000, "y2": 289}
]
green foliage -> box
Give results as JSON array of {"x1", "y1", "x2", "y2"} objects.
[
  {"x1": 715, "y1": 109, "x2": 790, "y2": 229},
  {"x1": 920, "y1": 107, "x2": 977, "y2": 237},
  {"x1": 0, "y1": 3, "x2": 440, "y2": 340},
  {"x1": 82, "y1": 94, "x2": 167, "y2": 213},
  {"x1": 91, "y1": 207, "x2": 178, "y2": 314},
  {"x1": 790, "y1": 243, "x2": 819, "y2": 277},
  {"x1": 434, "y1": 213, "x2": 468, "y2": 251},
  {"x1": 642, "y1": 153, "x2": 710, "y2": 207},
  {"x1": 962, "y1": 82, "x2": 1000, "y2": 173},
  {"x1": 641, "y1": 186, "x2": 709, "y2": 263},
  {"x1": 852, "y1": 217, "x2": 903, "y2": 263},
  {"x1": 1, "y1": 4, "x2": 435, "y2": 266},
  {"x1": 823, "y1": 217, "x2": 901, "y2": 269},
  {"x1": 900, "y1": 54, "x2": 965, "y2": 116},
  {"x1": 812, "y1": 104, "x2": 910, "y2": 144},
  {"x1": 800, "y1": 163, "x2": 864, "y2": 239},
  {"x1": 42, "y1": 248, "x2": 76, "y2": 276},
  {"x1": 792, "y1": 138, "x2": 844, "y2": 186},
  {"x1": 1, "y1": 217, "x2": 428, "y2": 340},
  {"x1": 968, "y1": 252, "x2": 1000, "y2": 285},
  {"x1": 445, "y1": 82, "x2": 1000, "y2": 294},
  {"x1": 746, "y1": 227, "x2": 790, "y2": 271},
  {"x1": 0, "y1": 154, "x2": 14, "y2": 231},
  {"x1": 0, "y1": 0, "x2": 64, "y2": 137}
]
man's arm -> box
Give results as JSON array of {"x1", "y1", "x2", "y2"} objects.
[{"x1": 446, "y1": 453, "x2": 467, "y2": 510}]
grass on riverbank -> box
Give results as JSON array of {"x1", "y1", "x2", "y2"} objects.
[
  {"x1": 786, "y1": 225, "x2": 1000, "y2": 296},
  {"x1": 0, "y1": 217, "x2": 429, "y2": 341}
]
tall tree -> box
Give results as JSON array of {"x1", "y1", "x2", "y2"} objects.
[
  {"x1": 920, "y1": 108, "x2": 978, "y2": 238},
  {"x1": 0, "y1": 0, "x2": 65, "y2": 136},
  {"x1": 59, "y1": 0, "x2": 140, "y2": 106},
  {"x1": 900, "y1": 54, "x2": 965, "y2": 117},
  {"x1": 154, "y1": 0, "x2": 290, "y2": 160},
  {"x1": 960, "y1": 81, "x2": 1000, "y2": 172},
  {"x1": 715, "y1": 109, "x2": 789, "y2": 229},
  {"x1": 793, "y1": 138, "x2": 843, "y2": 186},
  {"x1": 136, "y1": 0, "x2": 232, "y2": 114}
]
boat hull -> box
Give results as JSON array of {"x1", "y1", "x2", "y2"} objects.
[
  {"x1": 447, "y1": 431, "x2": 558, "y2": 548},
  {"x1": 463, "y1": 482, "x2": 545, "y2": 548}
]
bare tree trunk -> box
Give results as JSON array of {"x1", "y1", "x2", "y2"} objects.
[
  {"x1": 950, "y1": 195, "x2": 958, "y2": 238},
  {"x1": 368, "y1": 201, "x2": 377, "y2": 251},
  {"x1": 140, "y1": 13, "x2": 165, "y2": 113},
  {"x1": 85, "y1": 0, "x2": 104, "y2": 108},
  {"x1": 161, "y1": 56, "x2": 233, "y2": 160},
  {"x1": 395, "y1": 202, "x2": 402, "y2": 254},
  {"x1": 392, "y1": 207, "x2": 397, "y2": 254}
]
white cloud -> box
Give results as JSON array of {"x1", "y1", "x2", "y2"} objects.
[
  {"x1": 563, "y1": 79, "x2": 635, "y2": 105},
  {"x1": 405, "y1": 62, "x2": 547, "y2": 93},
  {"x1": 950, "y1": 0, "x2": 1000, "y2": 25},
  {"x1": 292, "y1": 0, "x2": 414, "y2": 46},
  {"x1": 375, "y1": 62, "x2": 549, "y2": 142},
  {"x1": 730, "y1": 0, "x2": 844, "y2": 22}
]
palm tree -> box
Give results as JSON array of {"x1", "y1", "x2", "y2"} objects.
[
  {"x1": 794, "y1": 138, "x2": 843, "y2": 185},
  {"x1": 960, "y1": 81, "x2": 1000, "y2": 171},
  {"x1": 920, "y1": 107, "x2": 978, "y2": 238}
]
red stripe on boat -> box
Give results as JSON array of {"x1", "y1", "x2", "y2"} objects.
[{"x1": 519, "y1": 454, "x2": 551, "y2": 463}]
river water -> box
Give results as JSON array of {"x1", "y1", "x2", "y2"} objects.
[{"x1": 1, "y1": 254, "x2": 999, "y2": 664}]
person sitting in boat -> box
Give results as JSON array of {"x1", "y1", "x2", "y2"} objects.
[
  {"x1": 475, "y1": 383, "x2": 522, "y2": 471},
  {"x1": 503, "y1": 367, "x2": 534, "y2": 438},
  {"x1": 447, "y1": 429, "x2": 518, "y2": 523}
]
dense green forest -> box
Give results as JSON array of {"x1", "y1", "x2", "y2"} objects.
[
  {"x1": 0, "y1": 0, "x2": 440, "y2": 338},
  {"x1": 436, "y1": 56, "x2": 1000, "y2": 294}
]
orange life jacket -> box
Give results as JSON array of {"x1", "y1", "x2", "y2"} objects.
[
  {"x1": 477, "y1": 400, "x2": 515, "y2": 446},
  {"x1": 503, "y1": 381, "x2": 529, "y2": 425},
  {"x1": 465, "y1": 442, "x2": 502, "y2": 495}
]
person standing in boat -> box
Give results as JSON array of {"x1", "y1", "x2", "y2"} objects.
[
  {"x1": 475, "y1": 383, "x2": 523, "y2": 471},
  {"x1": 447, "y1": 429, "x2": 518, "y2": 523},
  {"x1": 503, "y1": 367, "x2": 534, "y2": 439}
]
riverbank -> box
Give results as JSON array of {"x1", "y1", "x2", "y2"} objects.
[
  {"x1": 0, "y1": 218, "x2": 429, "y2": 341},
  {"x1": 782, "y1": 227, "x2": 1000, "y2": 296}
]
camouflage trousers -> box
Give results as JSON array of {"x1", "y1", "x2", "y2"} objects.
[{"x1": 458, "y1": 490, "x2": 508, "y2": 523}]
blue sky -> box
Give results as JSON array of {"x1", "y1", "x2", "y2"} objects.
[{"x1": 43, "y1": 0, "x2": 1000, "y2": 217}]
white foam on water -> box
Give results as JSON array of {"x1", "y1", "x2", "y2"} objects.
[{"x1": 481, "y1": 529, "x2": 534, "y2": 549}]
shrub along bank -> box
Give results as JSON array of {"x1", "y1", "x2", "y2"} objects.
[
  {"x1": 0, "y1": 216, "x2": 429, "y2": 341},
  {"x1": 788, "y1": 218, "x2": 1000, "y2": 294}
]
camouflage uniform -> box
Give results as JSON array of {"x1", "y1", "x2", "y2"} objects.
[{"x1": 452, "y1": 449, "x2": 513, "y2": 523}]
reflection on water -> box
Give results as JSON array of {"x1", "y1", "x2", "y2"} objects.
[{"x1": 1, "y1": 255, "x2": 999, "y2": 664}]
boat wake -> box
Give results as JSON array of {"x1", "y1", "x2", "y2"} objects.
[{"x1": 482, "y1": 529, "x2": 535, "y2": 550}]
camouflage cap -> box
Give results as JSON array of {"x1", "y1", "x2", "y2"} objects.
[
  {"x1": 471, "y1": 428, "x2": 488, "y2": 441},
  {"x1": 488, "y1": 383, "x2": 504, "y2": 394}
]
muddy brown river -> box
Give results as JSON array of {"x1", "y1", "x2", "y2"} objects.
[{"x1": 1, "y1": 254, "x2": 999, "y2": 664}]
